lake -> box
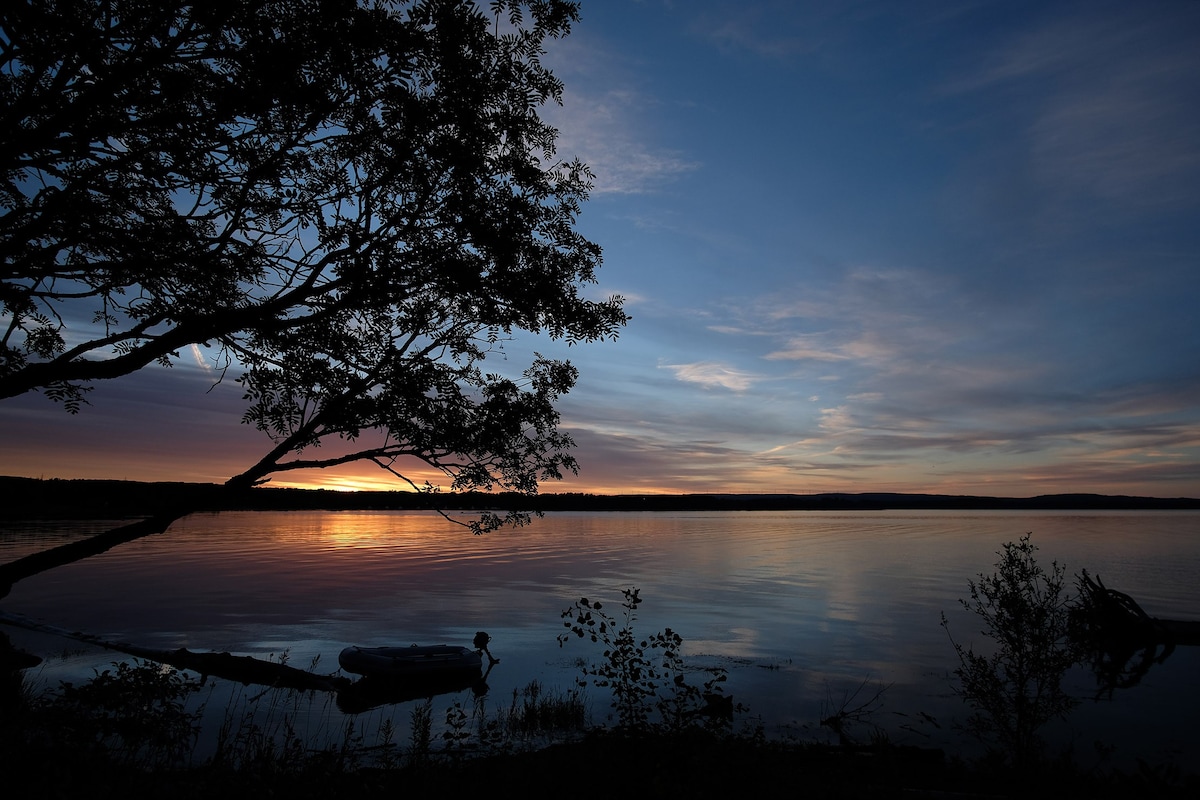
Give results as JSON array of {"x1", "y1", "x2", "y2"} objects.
[{"x1": 3, "y1": 509, "x2": 1199, "y2": 765}]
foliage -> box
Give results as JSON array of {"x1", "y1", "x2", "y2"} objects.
[
  {"x1": 558, "y1": 587, "x2": 731, "y2": 731},
  {"x1": 442, "y1": 699, "x2": 471, "y2": 752},
  {"x1": 36, "y1": 659, "x2": 205, "y2": 768},
  {"x1": 1, "y1": 1, "x2": 626, "y2": 527},
  {"x1": 818, "y1": 677, "x2": 893, "y2": 746},
  {"x1": 941, "y1": 533, "x2": 1080, "y2": 767}
]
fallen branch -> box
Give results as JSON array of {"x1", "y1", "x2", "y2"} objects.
[
  {"x1": 0, "y1": 610, "x2": 349, "y2": 692},
  {"x1": 1075, "y1": 570, "x2": 1200, "y2": 645}
]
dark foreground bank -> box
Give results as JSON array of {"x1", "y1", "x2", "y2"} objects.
[{"x1": 5, "y1": 731, "x2": 1198, "y2": 800}]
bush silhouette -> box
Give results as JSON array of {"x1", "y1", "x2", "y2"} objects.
[{"x1": 942, "y1": 534, "x2": 1079, "y2": 767}]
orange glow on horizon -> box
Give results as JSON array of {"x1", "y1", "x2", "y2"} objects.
[{"x1": 5, "y1": 446, "x2": 1196, "y2": 498}]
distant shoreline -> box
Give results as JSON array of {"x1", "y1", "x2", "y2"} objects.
[{"x1": 2, "y1": 475, "x2": 1198, "y2": 520}]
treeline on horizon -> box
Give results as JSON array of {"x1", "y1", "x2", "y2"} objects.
[{"x1": 2, "y1": 476, "x2": 1198, "y2": 521}]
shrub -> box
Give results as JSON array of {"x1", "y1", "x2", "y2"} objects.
[
  {"x1": 558, "y1": 587, "x2": 730, "y2": 731},
  {"x1": 941, "y1": 533, "x2": 1079, "y2": 767},
  {"x1": 38, "y1": 659, "x2": 205, "y2": 769}
]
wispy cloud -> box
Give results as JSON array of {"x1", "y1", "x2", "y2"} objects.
[
  {"x1": 660, "y1": 360, "x2": 759, "y2": 391},
  {"x1": 764, "y1": 333, "x2": 894, "y2": 363},
  {"x1": 765, "y1": 340, "x2": 844, "y2": 362},
  {"x1": 544, "y1": 37, "x2": 699, "y2": 194},
  {"x1": 693, "y1": 11, "x2": 819, "y2": 60},
  {"x1": 947, "y1": 6, "x2": 1200, "y2": 214},
  {"x1": 582, "y1": 285, "x2": 646, "y2": 305},
  {"x1": 558, "y1": 114, "x2": 698, "y2": 194},
  {"x1": 600, "y1": 248, "x2": 1198, "y2": 494}
]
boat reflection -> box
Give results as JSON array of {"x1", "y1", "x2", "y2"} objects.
[{"x1": 336, "y1": 660, "x2": 495, "y2": 714}]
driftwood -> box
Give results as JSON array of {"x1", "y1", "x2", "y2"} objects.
[
  {"x1": 1, "y1": 611, "x2": 499, "y2": 715},
  {"x1": 1072, "y1": 570, "x2": 1200, "y2": 697},
  {"x1": 0, "y1": 610, "x2": 349, "y2": 692},
  {"x1": 1075, "y1": 570, "x2": 1200, "y2": 645}
]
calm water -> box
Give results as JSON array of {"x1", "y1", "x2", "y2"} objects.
[{"x1": 3, "y1": 509, "x2": 1199, "y2": 763}]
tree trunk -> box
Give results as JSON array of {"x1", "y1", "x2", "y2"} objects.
[{"x1": 0, "y1": 509, "x2": 189, "y2": 599}]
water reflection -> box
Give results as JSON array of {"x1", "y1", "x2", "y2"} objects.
[
  {"x1": 1072, "y1": 569, "x2": 1200, "y2": 699},
  {"x1": 3, "y1": 509, "x2": 1199, "y2": 765},
  {"x1": 336, "y1": 661, "x2": 495, "y2": 714}
]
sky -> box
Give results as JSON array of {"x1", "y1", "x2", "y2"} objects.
[{"x1": 2, "y1": 0, "x2": 1199, "y2": 497}]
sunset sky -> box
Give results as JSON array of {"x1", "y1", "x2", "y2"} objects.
[{"x1": 2, "y1": 0, "x2": 1199, "y2": 497}]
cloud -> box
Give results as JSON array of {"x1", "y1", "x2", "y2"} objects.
[
  {"x1": 660, "y1": 361, "x2": 759, "y2": 391},
  {"x1": 684, "y1": 1, "x2": 921, "y2": 63},
  {"x1": 764, "y1": 335, "x2": 853, "y2": 362},
  {"x1": 582, "y1": 285, "x2": 646, "y2": 306},
  {"x1": 947, "y1": 5, "x2": 1200, "y2": 214},
  {"x1": 544, "y1": 37, "x2": 699, "y2": 194},
  {"x1": 763, "y1": 331, "x2": 908, "y2": 365},
  {"x1": 0, "y1": 362, "x2": 268, "y2": 484},
  {"x1": 631, "y1": 251, "x2": 1200, "y2": 491},
  {"x1": 561, "y1": 122, "x2": 697, "y2": 195},
  {"x1": 721, "y1": 267, "x2": 982, "y2": 374},
  {"x1": 693, "y1": 12, "x2": 818, "y2": 60},
  {"x1": 1029, "y1": 75, "x2": 1200, "y2": 209}
]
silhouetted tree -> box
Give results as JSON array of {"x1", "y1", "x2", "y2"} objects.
[
  {"x1": 1, "y1": 1, "x2": 625, "y2": 529},
  {"x1": 941, "y1": 534, "x2": 1080, "y2": 768}
]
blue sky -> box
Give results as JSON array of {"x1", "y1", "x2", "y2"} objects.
[{"x1": 2, "y1": 0, "x2": 1198, "y2": 497}]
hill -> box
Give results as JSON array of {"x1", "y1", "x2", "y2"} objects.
[{"x1": 2, "y1": 476, "x2": 1197, "y2": 521}]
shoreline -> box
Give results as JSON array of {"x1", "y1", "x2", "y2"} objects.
[{"x1": 3, "y1": 475, "x2": 1199, "y2": 520}]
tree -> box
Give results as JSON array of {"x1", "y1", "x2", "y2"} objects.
[
  {"x1": 941, "y1": 534, "x2": 1080, "y2": 768},
  {"x1": 1, "y1": 1, "x2": 626, "y2": 530}
]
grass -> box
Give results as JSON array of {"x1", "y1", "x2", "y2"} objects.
[
  {"x1": 5, "y1": 657, "x2": 1198, "y2": 799},
  {"x1": 497, "y1": 679, "x2": 588, "y2": 738}
]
